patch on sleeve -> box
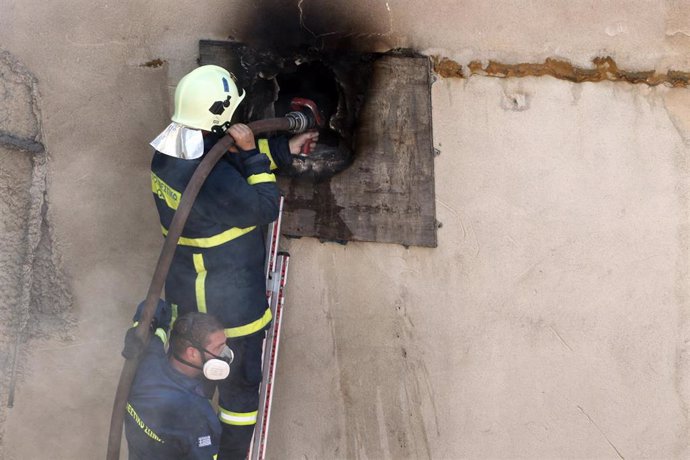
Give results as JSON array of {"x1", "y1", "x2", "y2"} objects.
[{"x1": 198, "y1": 435, "x2": 212, "y2": 448}]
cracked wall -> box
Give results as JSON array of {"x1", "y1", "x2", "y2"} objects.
[{"x1": 0, "y1": 1, "x2": 689, "y2": 459}]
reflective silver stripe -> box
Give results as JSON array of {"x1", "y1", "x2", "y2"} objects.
[{"x1": 219, "y1": 408, "x2": 258, "y2": 426}]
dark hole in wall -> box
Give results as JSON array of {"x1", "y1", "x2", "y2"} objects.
[
  {"x1": 273, "y1": 59, "x2": 354, "y2": 180},
  {"x1": 207, "y1": 41, "x2": 378, "y2": 181}
]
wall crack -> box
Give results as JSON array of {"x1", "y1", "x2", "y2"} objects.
[{"x1": 577, "y1": 405, "x2": 625, "y2": 459}]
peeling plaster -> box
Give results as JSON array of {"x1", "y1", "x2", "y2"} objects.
[
  {"x1": 432, "y1": 55, "x2": 690, "y2": 87},
  {"x1": 433, "y1": 57, "x2": 463, "y2": 78},
  {"x1": 139, "y1": 58, "x2": 167, "y2": 68},
  {"x1": 0, "y1": 50, "x2": 72, "y2": 453}
]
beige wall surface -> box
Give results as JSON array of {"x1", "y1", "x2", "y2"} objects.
[{"x1": 0, "y1": 1, "x2": 688, "y2": 459}]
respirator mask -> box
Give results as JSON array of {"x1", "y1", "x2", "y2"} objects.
[
  {"x1": 200, "y1": 344, "x2": 234, "y2": 380},
  {"x1": 174, "y1": 340, "x2": 235, "y2": 381}
]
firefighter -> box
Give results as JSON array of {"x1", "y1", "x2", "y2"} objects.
[
  {"x1": 148, "y1": 65, "x2": 317, "y2": 459},
  {"x1": 124, "y1": 303, "x2": 232, "y2": 459}
]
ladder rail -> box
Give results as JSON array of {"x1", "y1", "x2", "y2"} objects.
[{"x1": 251, "y1": 195, "x2": 289, "y2": 460}]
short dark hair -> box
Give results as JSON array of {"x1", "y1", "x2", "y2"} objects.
[{"x1": 170, "y1": 312, "x2": 224, "y2": 356}]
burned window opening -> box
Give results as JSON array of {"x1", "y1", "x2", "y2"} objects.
[{"x1": 200, "y1": 41, "x2": 437, "y2": 247}]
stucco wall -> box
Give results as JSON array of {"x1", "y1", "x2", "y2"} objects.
[{"x1": 0, "y1": 1, "x2": 688, "y2": 459}]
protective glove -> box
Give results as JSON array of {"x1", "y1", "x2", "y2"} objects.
[
  {"x1": 121, "y1": 327, "x2": 145, "y2": 360},
  {"x1": 132, "y1": 299, "x2": 172, "y2": 332},
  {"x1": 122, "y1": 299, "x2": 172, "y2": 360}
]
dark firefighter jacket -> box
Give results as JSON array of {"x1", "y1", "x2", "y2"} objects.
[
  {"x1": 151, "y1": 134, "x2": 292, "y2": 337},
  {"x1": 125, "y1": 333, "x2": 220, "y2": 460}
]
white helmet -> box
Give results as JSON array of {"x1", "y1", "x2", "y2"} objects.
[{"x1": 171, "y1": 65, "x2": 245, "y2": 133}]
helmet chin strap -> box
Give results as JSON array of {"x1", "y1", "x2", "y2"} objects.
[{"x1": 211, "y1": 121, "x2": 231, "y2": 135}]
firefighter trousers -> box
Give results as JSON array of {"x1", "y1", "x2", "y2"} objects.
[{"x1": 217, "y1": 330, "x2": 265, "y2": 460}]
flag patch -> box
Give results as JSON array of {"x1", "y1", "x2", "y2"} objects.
[{"x1": 198, "y1": 435, "x2": 212, "y2": 447}]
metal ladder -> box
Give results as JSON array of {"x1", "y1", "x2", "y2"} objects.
[{"x1": 250, "y1": 196, "x2": 290, "y2": 460}]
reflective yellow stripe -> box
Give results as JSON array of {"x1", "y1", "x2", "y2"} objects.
[
  {"x1": 154, "y1": 327, "x2": 167, "y2": 343},
  {"x1": 247, "y1": 172, "x2": 276, "y2": 185},
  {"x1": 257, "y1": 138, "x2": 277, "y2": 171},
  {"x1": 224, "y1": 308, "x2": 272, "y2": 338},
  {"x1": 219, "y1": 408, "x2": 258, "y2": 426},
  {"x1": 171, "y1": 303, "x2": 178, "y2": 329},
  {"x1": 127, "y1": 402, "x2": 164, "y2": 443},
  {"x1": 151, "y1": 172, "x2": 181, "y2": 210},
  {"x1": 133, "y1": 322, "x2": 168, "y2": 343},
  {"x1": 193, "y1": 254, "x2": 207, "y2": 313},
  {"x1": 161, "y1": 225, "x2": 256, "y2": 248}
]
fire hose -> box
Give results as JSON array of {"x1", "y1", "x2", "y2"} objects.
[{"x1": 106, "y1": 103, "x2": 322, "y2": 460}]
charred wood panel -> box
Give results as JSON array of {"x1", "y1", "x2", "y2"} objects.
[{"x1": 200, "y1": 42, "x2": 437, "y2": 247}]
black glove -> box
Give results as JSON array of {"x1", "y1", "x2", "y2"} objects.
[
  {"x1": 121, "y1": 327, "x2": 145, "y2": 360},
  {"x1": 132, "y1": 299, "x2": 173, "y2": 332}
]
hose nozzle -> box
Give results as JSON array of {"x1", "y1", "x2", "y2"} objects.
[{"x1": 285, "y1": 97, "x2": 324, "y2": 134}]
